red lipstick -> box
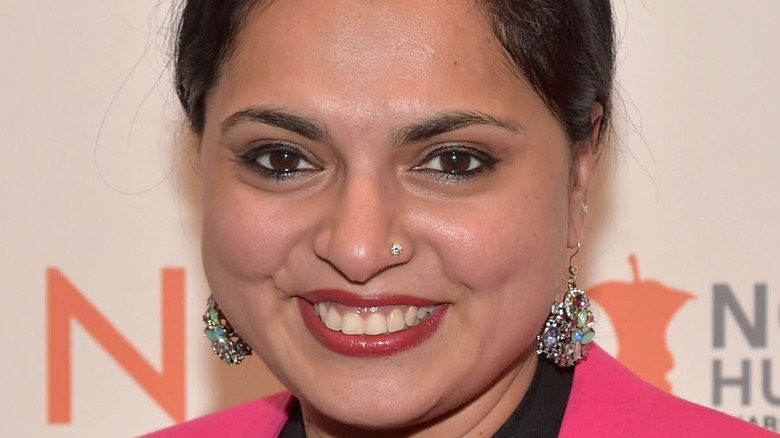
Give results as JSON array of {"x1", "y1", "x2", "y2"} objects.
[{"x1": 298, "y1": 289, "x2": 448, "y2": 357}]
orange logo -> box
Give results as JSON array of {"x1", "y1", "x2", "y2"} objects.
[
  {"x1": 588, "y1": 254, "x2": 694, "y2": 393},
  {"x1": 47, "y1": 268, "x2": 186, "y2": 423}
]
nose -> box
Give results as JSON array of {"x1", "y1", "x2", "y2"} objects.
[{"x1": 313, "y1": 174, "x2": 411, "y2": 283}]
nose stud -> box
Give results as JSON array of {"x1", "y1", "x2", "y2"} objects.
[{"x1": 390, "y1": 243, "x2": 403, "y2": 256}]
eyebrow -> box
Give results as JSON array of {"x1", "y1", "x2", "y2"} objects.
[
  {"x1": 220, "y1": 106, "x2": 521, "y2": 145},
  {"x1": 393, "y1": 111, "x2": 523, "y2": 145},
  {"x1": 220, "y1": 106, "x2": 332, "y2": 142}
]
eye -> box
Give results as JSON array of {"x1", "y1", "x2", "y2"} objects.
[
  {"x1": 239, "y1": 143, "x2": 319, "y2": 179},
  {"x1": 425, "y1": 150, "x2": 481, "y2": 174},
  {"x1": 257, "y1": 149, "x2": 311, "y2": 172},
  {"x1": 414, "y1": 145, "x2": 496, "y2": 179}
]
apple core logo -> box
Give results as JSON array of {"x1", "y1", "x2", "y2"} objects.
[{"x1": 588, "y1": 254, "x2": 694, "y2": 393}]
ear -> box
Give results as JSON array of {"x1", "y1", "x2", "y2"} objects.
[{"x1": 567, "y1": 104, "x2": 603, "y2": 248}]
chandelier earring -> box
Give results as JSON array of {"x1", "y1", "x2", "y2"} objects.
[
  {"x1": 537, "y1": 243, "x2": 595, "y2": 366},
  {"x1": 203, "y1": 295, "x2": 252, "y2": 365}
]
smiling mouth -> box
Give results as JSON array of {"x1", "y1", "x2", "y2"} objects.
[
  {"x1": 313, "y1": 302, "x2": 436, "y2": 336},
  {"x1": 298, "y1": 289, "x2": 448, "y2": 357}
]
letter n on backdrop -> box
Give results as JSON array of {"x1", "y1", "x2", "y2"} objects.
[{"x1": 47, "y1": 268, "x2": 185, "y2": 423}]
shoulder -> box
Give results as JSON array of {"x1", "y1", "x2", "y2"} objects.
[
  {"x1": 138, "y1": 391, "x2": 294, "y2": 438},
  {"x1": 560, "y1": 344, "x2": 774, "y2": 438}
]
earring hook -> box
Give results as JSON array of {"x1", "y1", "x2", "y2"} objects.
[
  {"x1": 568, "y1": 241, "x2": 581, "y2": 279},
  {"x1": 569, "y1": 241, "x2": 581, "y2": 267}
]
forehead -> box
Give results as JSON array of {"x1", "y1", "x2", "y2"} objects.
[
  {"x1": 253, "y1": 1, "x2": 490, "y2": 71},
  {"x1": 208, "y1": 0, "x2": 542, "y2": 132}
]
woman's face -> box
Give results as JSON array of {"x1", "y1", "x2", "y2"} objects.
[{"x1": 199, "y1": 0, "x2": 591, "y2": 433}]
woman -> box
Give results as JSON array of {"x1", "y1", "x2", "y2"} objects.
[{"x1": 144, "y1": 0, "x2": 774, "y2": 436}]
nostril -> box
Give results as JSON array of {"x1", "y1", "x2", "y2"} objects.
[
  {"x1": 313, "y1": 238, "x2": 412, "y2": 284},
  {"x1": 311, "y1": 178, "x2": 410, "y2": 282}
]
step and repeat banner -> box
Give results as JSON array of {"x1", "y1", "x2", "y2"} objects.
[{"x1": 2, "y1": 1, "x2": 778, "y2": 436}]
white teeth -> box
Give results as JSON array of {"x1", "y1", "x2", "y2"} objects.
[
  {"x1": 325, "y1": 307, "x2": 342, "y2": 331},
  {"x1": 315, "y1": 302, "x2": 436, "y2": 336},
  {"x1": 404, "y1": 307, "x2": 418, "y2": 326},
  {"x1": 365, "y1": 313, "x2": 387, "y2": 335},
  {"x1": 387, "y1": 309, "x2": 405, "y2": 333},
  {"x1": 341, "y1": 313, "x2": 363, "y2": 335}
]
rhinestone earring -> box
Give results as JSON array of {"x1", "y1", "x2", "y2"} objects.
[
  {"x1": 203, "y1": 295, "x2": 252, "y2": 365},
  {"x1": 537, "y1": 244, "x2": 595, "y2": 366}
]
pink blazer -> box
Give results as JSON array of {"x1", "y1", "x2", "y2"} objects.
[{"x1": 141, "y1": 345, "x2": 775, "y2": 437}]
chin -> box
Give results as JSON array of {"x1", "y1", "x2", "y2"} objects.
[{"x1": 303, "y1": 389, "x2": 444, "y2": 432}]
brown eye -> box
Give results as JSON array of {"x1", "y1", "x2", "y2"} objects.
[
  {"x1": 241, "y1": 144, "x2": 318, "y2": 178},
  {"x1": 438, "y1": 151, "x2": 473, "y2": 174},
  {"x1": 416, "y1": 147, "x2": 485, "y2": 176},
  {"x1": 267, "y1": 150, "x2": 301, "y2": 172}
]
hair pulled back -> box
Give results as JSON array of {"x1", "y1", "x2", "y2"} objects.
[{"x1": 174, "y1": 0, "x2": 615, "y2": 150}]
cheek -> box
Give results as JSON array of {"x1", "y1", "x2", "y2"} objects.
[
  {"x1": 421, "y1": 185, "x2": 570, "y2": 295},
  {"x1": 429, "y1": 187, "x2": 571, "y2": 362},
  {"x1": 201, "y1": 179, "x2": 307, "y2": 282}
]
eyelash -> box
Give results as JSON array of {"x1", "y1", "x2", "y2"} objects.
[
  {"x1": 413, "y1": 145, "x2": 498, "y2": 181},
  {"x1": 238, "y1": 143, "x2": 497, "y2": 183},
  {"x1": 238, "y1": 143, "x2": 319, "y2": 180}
]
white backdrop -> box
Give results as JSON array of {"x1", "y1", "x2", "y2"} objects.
[{"x1": 1, "y1": 1, "x2": 778, "y2": 436}]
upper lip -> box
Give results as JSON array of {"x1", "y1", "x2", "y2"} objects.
[{"x1": 300, "y1": 289, "x2": 440, "y2": 307}]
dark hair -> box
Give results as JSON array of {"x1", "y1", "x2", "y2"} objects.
[{"x1": 174, "y1": 0, "x2": 615, "y2": 150}]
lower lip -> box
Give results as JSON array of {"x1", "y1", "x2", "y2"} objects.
[{"x1": 298, "y1": 299, "x2": 448, "y2": 357}]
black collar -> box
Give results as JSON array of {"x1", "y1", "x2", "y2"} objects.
[{"x1": 492, "y1": 359, "x2": 574, "y2": 437}]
